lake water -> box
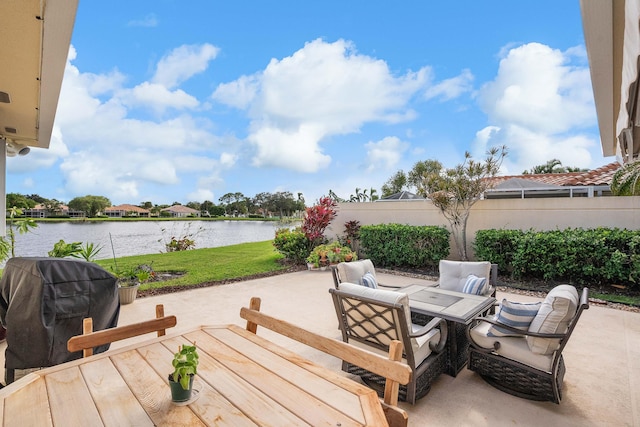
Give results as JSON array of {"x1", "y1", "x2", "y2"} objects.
[{"x1": 8, "y1": 221, "x2": 286, "y2": 263}]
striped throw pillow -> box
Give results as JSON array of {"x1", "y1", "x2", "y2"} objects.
[
  {"x1": 360, "y1": 272, "x2": 378, "y2": 289},
  {"x1": 462, "y1": 274, "x2": 487, "y2": 295},
  {"x1": 487, "y1": 299, "x2": 542, "y2": 337}
]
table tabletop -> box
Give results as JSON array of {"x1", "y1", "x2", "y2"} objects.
[
  {"x1": 401, "y1": 284, "x2": 495, "y2": 324},
  {"x1": 0, "y1": 324, "x2": 388, "y2": 427}
]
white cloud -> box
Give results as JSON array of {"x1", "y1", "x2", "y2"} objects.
[
  {"x1": 424, "y1": 69, "x2": 474, "y2": 101},
  {"x1": 48, "y1": 44, "x2": 229, "y2": 204},
  {"x1": 119, "y1": 82, "x2": 199, "y2": 113},
  {"x1": 477, "y1": 42, "x2": 599, "y2": 173},
  {"x1": 127, "y1": 13, "x2": 158, "y2": 28},
  {"x1": 152, "y1": 44, "x2": 220, "y2": 89},
  {"x1": 213, "y1": 38, "x2": 429, "y2": 173},
  {"x1": 364, "y1": 136, "x2": 409, "y2": 172}
]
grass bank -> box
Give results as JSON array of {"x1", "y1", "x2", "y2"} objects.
[{"x1": 94, "y1": 240, "x2": 288, "y2": 291}]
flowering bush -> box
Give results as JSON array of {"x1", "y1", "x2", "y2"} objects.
[{"x1": 302, "y1": 196, "x2": 337, "y2": 245}]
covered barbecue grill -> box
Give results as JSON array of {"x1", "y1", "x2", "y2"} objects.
[{"x1": 0, "y1": 257, "x2": 120, "y2": 383}]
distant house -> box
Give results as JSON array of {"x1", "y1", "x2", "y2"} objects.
[
  {"x1": 161, "y1": 205, "x2": 200, "y2": 218},
  {"x1": 484, "y1": 162, "x2": 619, "y2": 199},
  {"x1": 104, "y1": 204, "x2": 151, "y2": 218},
  {"x1": 22, "y1": 203, "x2": 84, "y2": 218}
]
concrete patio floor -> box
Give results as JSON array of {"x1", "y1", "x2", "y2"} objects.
[{"x1": 3, "y1": 269, "x2": 639, "y2": 426}]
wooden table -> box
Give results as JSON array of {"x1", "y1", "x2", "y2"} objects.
[
  {"x1": 401, "y1": 285, "x2": 496, "y2": 376},
  {"x1": 0, "y1": 324, "x2": 389, "y2": 426}
]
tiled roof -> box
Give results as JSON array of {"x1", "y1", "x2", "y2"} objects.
[
  {"x1": 161, "y1": 205, "x2": 199, "y2": 213},
  {"x1": 105, "y1": 204, "x2": 150, "y2": 213},
  {"x1": 488, "y1": 162, "x2": 620, "y2": 187}
]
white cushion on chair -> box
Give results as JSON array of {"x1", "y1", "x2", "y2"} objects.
[
  {"x1": 336, "y1": 260, "x2": 377, "y2": 285},
  {"x1": 337, "y1": 282, "x2": 440, "y2": 366},
  {"x1": 439, "y1": 260, "x2": 491, "y2": 294},
  {"x1": 527, "y1": 285, "x2": 579, "y2": 355},
  {"x1": 469, "y1": 321, "x2": 554, "y2": 372}
]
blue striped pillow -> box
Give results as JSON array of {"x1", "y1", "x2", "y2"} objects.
[
  {"x1": 462, "y1": 274, "x2": 487, "y2": 295},
  {"x1": 488, "y1": 299, "x2": 542, "y2": 337},
  {"x1": 360, "y1": 272, "x2": 378, "y2": 289}
]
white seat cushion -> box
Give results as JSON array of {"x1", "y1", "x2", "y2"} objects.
[
  {"x1": 527, "y1": 285, "x2": 579, "y2": 355},
  {"x1": 439, "y1": 260, "x2": 491, "y2": 294},
  {"x1": 469, "y1": 321, "x2": 553, "y2": 372}
]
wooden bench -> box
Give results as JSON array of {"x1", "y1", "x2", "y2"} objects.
[
  {"x1": 67, "y1": 304, "x2": 177, "y2": 357},
  {"x1": 240, "y1": 296, "x2": 412, "y2": 427}
]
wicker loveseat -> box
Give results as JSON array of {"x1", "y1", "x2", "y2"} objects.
[
  {"x1": 466, "y1": 285, "x2": 589, "y2": 403},
  {"x1": 330, "y1": 282, "x2": 448, "y2": 404}
]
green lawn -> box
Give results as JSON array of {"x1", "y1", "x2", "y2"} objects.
[{"x1": 94, "y1": 240, "x2": 287, "y2": 291}]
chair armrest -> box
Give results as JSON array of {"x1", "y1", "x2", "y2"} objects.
[{"x1": 409, "y1": 316, "x2": 447, "y2": 353}]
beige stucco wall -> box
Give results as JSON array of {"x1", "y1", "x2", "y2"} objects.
[{"x1": 327, "y1": 197, "x2": 640, "y2": 260}]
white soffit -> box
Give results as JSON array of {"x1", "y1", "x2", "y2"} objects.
[
  {"x1": 580, "y1": 0, "x2": 622, "y2": 157},
  {"x1": 0, "y1": 0, "x2": 78, "y2": 150}
]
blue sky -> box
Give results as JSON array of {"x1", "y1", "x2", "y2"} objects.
[{"x1": 7, "y1": 1, "x2": 610, "y2": 206}]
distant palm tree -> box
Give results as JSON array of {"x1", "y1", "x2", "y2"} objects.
[{"x1": 611, "y1": 161, "x2": 640, "y2": 196}]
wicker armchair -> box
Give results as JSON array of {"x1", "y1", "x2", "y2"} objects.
[
  {"x1": 330, "y1": 282, "x2": 448, "y2": 404},
  {"x1": 466, "y1": 285, "x2": 589, "y2": 403}
]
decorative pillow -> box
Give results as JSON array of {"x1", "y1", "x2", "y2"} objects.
[
  {"x1": 360, "y1": 272, "x2": 378, "y2": 289},
  {"x1": 487, "y1": 299, "x2": 542, "y2": 337},
  {"x1": 462, "y1": 274, "x2": 487, "y2": 295}
]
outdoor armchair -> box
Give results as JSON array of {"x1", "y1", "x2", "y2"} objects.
[
  {"x1": 437, "y1": 260, "x2": 497, "y2": 298},
  {"x1": 330, "y1": 282, "x2": 448, "y2": 404},
  {"x1": 466, "y1": 285, "x2": 589, "y2": 403},
  {"x1": 331, "y1": 259, "x2": 395, "y2": 288}
]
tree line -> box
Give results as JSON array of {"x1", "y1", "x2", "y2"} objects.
[{"x1": 5, "y1": 191, "x2": 307, "y2": 218}]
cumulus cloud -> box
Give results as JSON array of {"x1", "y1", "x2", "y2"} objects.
[
  {"x1": 424, "y1": 69, "x2": 474, "y2": 101},
  {"x1": 364, "y1": 136, "x2": 409, "y2": 172},
  {"x1": 153, "y1": 44, "x2": 220, "y2": 89},
  {"x1": 48, "y1": 44, "x2": 228, "y2": 203},
  {"x1": 476, "y1": 42, "x2": 599, "y2": 173},
  {"x1": 213, "y1": 38, "x2": 429, "y2": 173}
]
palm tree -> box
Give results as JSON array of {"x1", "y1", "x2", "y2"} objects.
[{"x1": 611, "y1": 161, "x2": 640, "y2": 195}]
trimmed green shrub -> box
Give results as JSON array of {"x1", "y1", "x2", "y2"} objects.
[
  {"x1": 359, "y1": 224, "x2": 450, "y2": 268},
  {"x1": 474, "y1": 227, "x2": 640, "y2": 288},
  {"x1": 272, "y1": 227, "x2": 311, "y2": 265}
]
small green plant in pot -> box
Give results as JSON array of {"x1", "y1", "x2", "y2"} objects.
[{"x1": 169, "y1": 343, "x2": 199, "y2": 402}]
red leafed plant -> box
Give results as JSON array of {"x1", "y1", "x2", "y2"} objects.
[{"x1": 302, "y1": 196, "x2": 338, "y2": 245}]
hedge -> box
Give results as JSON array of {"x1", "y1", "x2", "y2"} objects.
[
  {"x1": 359, "y1": 223, "x2": 450, "y2": 269},
  {"x1": 474, "y1": 228, "x2": 640, "y2": 288}
]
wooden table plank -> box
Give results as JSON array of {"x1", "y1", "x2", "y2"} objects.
[
  {"x1": 110, "y1": 348, "x2": 206, "y2": 426},
  {"x1": 3, "y1": 377, "x2": 53, "y2": 427},
  {"x1": 79, "y1": 357, "x2": 154, "y2": 427},
  {"x1": 187, "y1": 329, "x2": 363, "y2": 427},
  {"x1": 44, "y1": 367, "x2": 104, "y2": 426},
  {"x1": 222, "y1": 325, "x2": 387, "y2": 426},
  {"x1": 204, "y1": 327, "x2": 366, "y2": 421},
  {"x1": 157, "y1": 334, "x2": 310, "y2": 427}
]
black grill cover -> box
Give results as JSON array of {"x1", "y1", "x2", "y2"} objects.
[{"x1": 0, "y1": 257, "x2": 120, "y2": 370}]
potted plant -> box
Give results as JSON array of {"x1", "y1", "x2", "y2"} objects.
[
  {"x1": 115, "y1": 264, "x2": 155, "y2": 304},
  {"x1": 169, "y1": 343, "x2": 199, "y2": 402}
]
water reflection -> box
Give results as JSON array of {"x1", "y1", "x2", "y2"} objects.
[{"x1": 10, "y1": 221, "x2": 289, "y2": 262}]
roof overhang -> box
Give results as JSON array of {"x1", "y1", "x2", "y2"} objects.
[
  {"x1": 580, "y1": 0, "x2": 640, "y2": 162},
  {"x1": 0, "y1": 0, "x2": 79, "y2": 151}
]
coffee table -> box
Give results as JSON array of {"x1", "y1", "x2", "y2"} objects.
[{"x1": 401, "y1": 284, "x2": 496, "y2": 376}]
